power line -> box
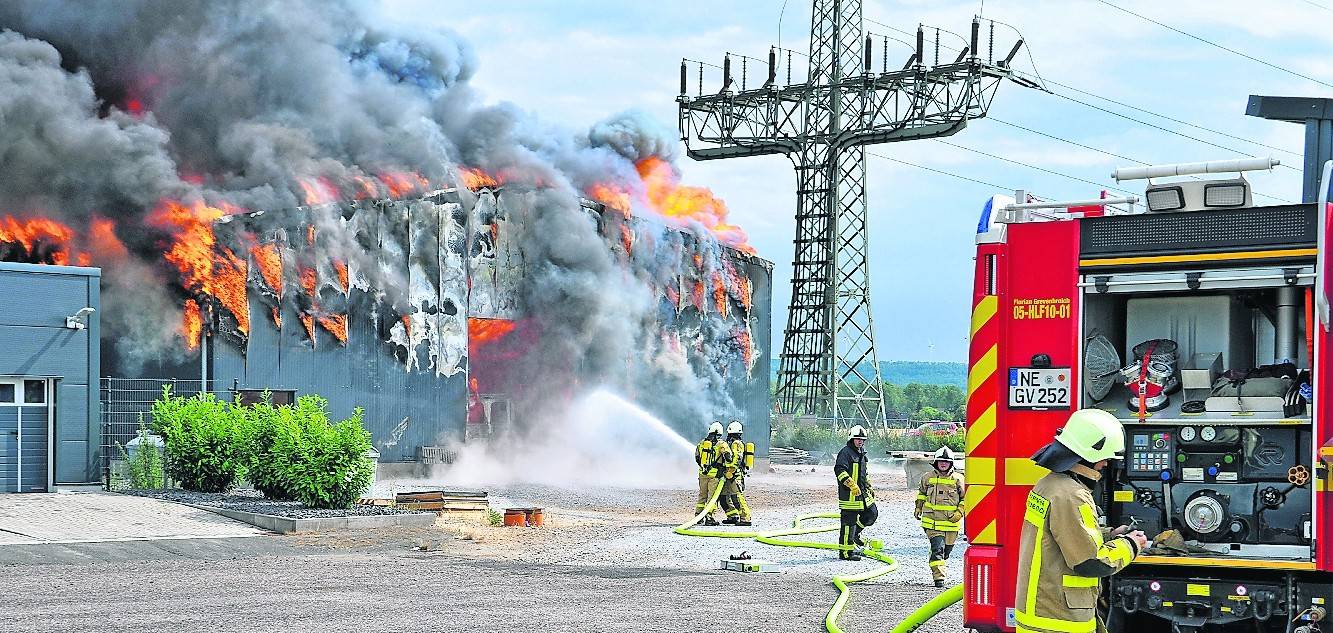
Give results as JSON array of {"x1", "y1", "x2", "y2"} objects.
[
  {"x1": 1299, "y1": 0, "x2": 1332, "y2": 10},
  {"x1": 1096, "y1": 0, "x2": 1333, "y2": 90},
  {"x1": 1035, "y1": 76, "x2": 1302, "y2": 158},
  {"x1": 988, "y1": 117, "x2": 1296, "y2": 204},
  {"x1": 934, "y1": 138, "x2": 1140, "y2": 196},
  {"x1": 866, "y1": 151, "x2": 1016, "y2": 191}
]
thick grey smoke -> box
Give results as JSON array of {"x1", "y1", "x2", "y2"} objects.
[{"x1": 0, "y1": 1, "x2": 747, "y2": 429}]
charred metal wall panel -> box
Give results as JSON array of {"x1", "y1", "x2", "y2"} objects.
[{"x1": 208, "y1": 197, "x2": 468, "y2": 463}]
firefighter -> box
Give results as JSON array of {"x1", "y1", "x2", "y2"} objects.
[
  {"x1": 1015, "y1": 409, "x2": 1149, "y2": 633},
  {"x1": 719, "y1": 420, "x2": 753, "y2": 526},
  {"x1": 914, "y1": 445, "x2": 964, "y2": 587},
  {"x1": 834, "y1": 425, "x2": 876, "y2": 561},
  {"x1": 693, "y1": 421, "x2": 731, "y2": 526}
]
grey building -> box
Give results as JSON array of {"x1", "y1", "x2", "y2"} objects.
[{"x1": 0, "y1": 262, "x2": 100, "y2": 491}]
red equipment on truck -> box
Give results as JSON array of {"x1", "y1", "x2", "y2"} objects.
[{"x1": 962, "y1": 104, "x2": 1333, "y2": 632}]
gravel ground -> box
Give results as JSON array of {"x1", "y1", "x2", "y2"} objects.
[
  {"x1": 6, "y1": 461, "x2": 966, "y2": 632},
  {"x1": 124, "y1": 488, "x2": 426, "y2": 518}
]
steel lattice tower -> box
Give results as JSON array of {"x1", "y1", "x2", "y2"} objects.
[{"x1": 677, "y1": 1, "x2": 1026, "y2": 425}]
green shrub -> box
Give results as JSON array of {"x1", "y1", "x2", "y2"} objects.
[
  {"x1": 240, "y1": 396, "x2": 297, "y2": 500},
  {"x1": 487, "y1": 508, "x2": 503, "y2": 527},
  {"x1": 115, "y1": 416, "x2": 165, "y2": 489},
  {"x1": 153, "y1": 387, "x2": 247, "y2": 493},
  {"x1": 271, "y1": 396, "x2": 374, "y2": 509},
  {"x1": 772, "y1": 422, "x2": 967, "y2": 457}
]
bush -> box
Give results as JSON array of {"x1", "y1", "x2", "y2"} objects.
[
  {"x1": 270, "y1": 396, "x2": 374, "y2": 509},
  {"x1": 153, "y1": 387, "x2": 247, "y2": 493},
  {"x1": 772, "y1": 422, "x2": 966, "y2": 456},
  {"x1": 239, "y1": 397, "x2": 297, "y2": 501},
  {"x1": 115, "y1": 416, "x2": 165, "y2": 489}
]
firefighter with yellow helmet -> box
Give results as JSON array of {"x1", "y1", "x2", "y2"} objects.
[
  {"x1": 834, "y1": 425, "x2": 877, "y2": 561},
  {"x1": 693, "y1": 421, "x2": 731, "y2": 526},
  {"x1": 718, "y1": 420, "x2": 754, "y2": 526},
  {"x1": 914, "y1": 445, "x2": 965, "y2": 587},
  {"x1": 1015, "y1": 409, "x2": 1149, "y2": 633}
]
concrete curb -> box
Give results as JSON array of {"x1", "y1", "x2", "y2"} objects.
[{"x1": 180, "y1": 502, "x2": 436, "y2": 534}]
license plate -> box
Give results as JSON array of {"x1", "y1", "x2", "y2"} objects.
[{"x1": 1008, "y1": 367, "x2": 1072, "y2": 410}]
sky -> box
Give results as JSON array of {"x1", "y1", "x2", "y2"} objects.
[{"x1": 383, "y1": 0, "x2": 1327, "y2": 363}]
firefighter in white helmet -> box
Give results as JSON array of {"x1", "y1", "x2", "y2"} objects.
[
  {"x1": 718, "y1": 420, "x2": 754, "y2": 526},
  {"x1": 1014, "y1": 409, "x2": 1149, "y2": 633},
  {"x1": 693, "y1": 421, "x2": 731, "y2": 526},
  {"x1": 914, "y1": 445, "x2": 965, "y2": 587},
  {"x1": 834, "y1": 425, "x2": 877, "y2": 560}
]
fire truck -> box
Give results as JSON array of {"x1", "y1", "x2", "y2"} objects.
[{"x1": 961, "y1": 96, "x2": 1333, "y2": 633}]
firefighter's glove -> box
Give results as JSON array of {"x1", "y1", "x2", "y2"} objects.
[
  {"x1": 847, "y1": 482, "x2": 862, "y2": 498},
  {"x1": 724, "y1": 467, "x2": 736, "y2": 480},
  {"x1": 949, "y1": 511, "x2": 964, "y2": 523},
  {"x1": 913, "y1": 508, "x2": 922, "y2": 520}
]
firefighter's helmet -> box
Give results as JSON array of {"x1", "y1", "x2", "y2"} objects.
[
  {"x1": 1055, "y1": 408, "x2": 1125, "y2": 463},
  {"x1": 708, "y1": 421, "x2": 724, "y2": 436},
  {"x1": 727, "y1": 421, "x2": 743, "y2": 435},
  {"x1": 933, "y1": 446, "x2": 957, "y2": 463},
  {"x1": 848, "y1": 425, "x2": 868, "y2": 441}
]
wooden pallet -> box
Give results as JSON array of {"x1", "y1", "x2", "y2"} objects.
[{"x1": 391, "y1": 490, "x2": 489, "y2": 512}]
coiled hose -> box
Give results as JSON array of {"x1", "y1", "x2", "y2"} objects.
[{"x1": 673, "y1": 481, "x2": 963, "y2": 632}]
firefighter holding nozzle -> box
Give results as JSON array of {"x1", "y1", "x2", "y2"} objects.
[
  {"x1": 693, "y1": 422, "x2": 731, "y2": 526},
  {"x1": 1015, "y1": 409, "x2": 1149, "y2": 633}
]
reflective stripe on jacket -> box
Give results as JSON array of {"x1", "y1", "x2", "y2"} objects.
[
  {"x1": 1014, "y1": 471, "x2": 1139, "y2": 633},
  {"x1": 915, "y1": 470, "x2": 964, "y2": 532},
  {"x1": 834, "y1": 441, "x2": 874, "y2": 510}
]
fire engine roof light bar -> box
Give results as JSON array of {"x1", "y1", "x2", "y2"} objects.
[
  {"x1": 1004, "y1": 195, "x2": 1139, "y2": 211},
  {"x1": 1112, "y1": 157, "x2": 1280, "y2": 182}
]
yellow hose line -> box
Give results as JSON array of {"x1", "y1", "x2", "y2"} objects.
[{"x1": 673, "y1": 481, "x2": 905, "y2": 633}]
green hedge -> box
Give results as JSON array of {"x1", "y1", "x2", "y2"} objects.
[
  {"x1": 151, "y1": 388, "x2": 373, "y2": 507},
  {"x1": 772, "y1": 424, "x2": 965, "y2": 456}
]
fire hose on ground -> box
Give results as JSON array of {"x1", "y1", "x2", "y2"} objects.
[{"x1": 673, "y1": 480, "x2": 963, "y2": 633}]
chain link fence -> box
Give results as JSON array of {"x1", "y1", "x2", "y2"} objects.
[{"x1": 100, "y1": 377, "x2": 213, "y2": 490}]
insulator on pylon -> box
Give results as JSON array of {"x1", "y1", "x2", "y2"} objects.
[
  {"x1": 863, "y1": 36, "x2": 872, "y2": 73},
  {"x1": 680, "y1": 60, "x2": 688, "y2": 95},
  {"x1": 1002, "y1": 39, "x2": 1024, "y2": 67},
  {"x1": 971, "y1": 18, "x2": 980, "y2": 58},
  {"x1": 722, "y1": 54, "x2": 733, "y2": 92},
  {"x1": 915, "y1": 26, "x2": 924, "y2": 67},
  {"x1": 766, "y1": 46, "x2": 777, "y2": 86}
]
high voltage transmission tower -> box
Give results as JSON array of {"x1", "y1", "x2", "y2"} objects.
[{"x1": 677, "y1": 1, "x2": 1035, "y2": 426}]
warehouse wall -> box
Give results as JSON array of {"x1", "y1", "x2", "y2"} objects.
[{"x1": 0, "y1": 262, "x2": 100, "y2": 485}]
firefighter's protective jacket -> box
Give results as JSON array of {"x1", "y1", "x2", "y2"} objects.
[
  {"x1": 915, "y1": 469, "x2": 964, "y2": 532},
  {"x1": 834, "y1": 441, "x2": 875, "y2": 510},
  {"x1": 1014, "y1": 469, "x2": 1140, "y2": 633},
  {"x1": 695, "y1": 437, "x2": 731, "y2": 479}
]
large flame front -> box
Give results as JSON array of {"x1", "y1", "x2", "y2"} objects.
[
  {"x1": 586, "y1": 156, "x2": 754, "y2": 254},
  {"x1": 149, "y1": 199, "x2": 250, "y2": 338}
]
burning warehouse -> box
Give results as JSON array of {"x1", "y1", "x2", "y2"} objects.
[
  {"x1": 0, "y1": 1, "x2": 772, "y2": 488},
  {"x1": 197, "y1": 183, "x2": 773, "y2": 464}
]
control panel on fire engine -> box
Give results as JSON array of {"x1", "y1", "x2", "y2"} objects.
[{"x1": 1128, "y1": 431, "x2": 1174, "y2": 476}]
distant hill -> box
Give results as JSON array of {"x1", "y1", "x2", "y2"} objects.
[{"x1": 771, "y1": 360, "x2": 966, "y2": 389}]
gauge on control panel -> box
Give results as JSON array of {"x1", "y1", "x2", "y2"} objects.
[
  {"x1": 1180, "y1": 427, "x2": 1197, "y2": 442},
  {"x1": 1201, "y1": 426, "x2": 1217, "y2": 442}
]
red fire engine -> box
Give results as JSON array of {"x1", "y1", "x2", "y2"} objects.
[{"x1": 962, "y1": 99, "x2": 1333, "y2": 633}]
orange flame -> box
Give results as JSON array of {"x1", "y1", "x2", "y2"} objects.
[
  {"x1": 459, "y1": 167, "x2": 499, "y2": 189},
  {"x1": 333, "y1": 261, "x2": 349, "y2": 293},
  {"x1": 589, "y1": 184, "x2": 631, "y2": 215},
  {"x1": 712, "y1": 273, "x2": 728, "y2": 319},
  {"x1": 182, "y1": 299, "x2": 203, "y2": 351},
  {"x1": 380, "y1": 172, "x2": 431, "y2": 198},
  {"x1": 468, "y1": 318, "x2": 517, "y2": 347},
  {"x1": 271, "y1": 306, "x2": 282, "y2": 329},
  {"x1": 298, "y1": 314, "x2": 315, "y2": 342},
  {"x1": 691, "y1": 280, "x2": 706, "y2": 312},
  {"x1": 149, "y1": 199, "x2": 249, "y2": 336},
  {"x1": 298, "y1": 177, "x2": 338, "y2": 206},
  {"x1": 300, "y1": 267, "x2": 317, "y2": 296},
  {"x1": 400, "y1": 314, "x2": 411, "y2": 338},
  {"x1": 736, "y1": 327, "x2": 753, "y2": 369},
  {"x1": 619, "y1": 225, "x2": 633, "y2": 256},
  {"x1": 88, "y1": 217, "x2": 127, "y2": 261},
  {"x1": 317, "y1": 314, "x2": 348, "y2": 345},
  {"x1": 0, "y1": 216, "x2": 76, "y2": 265},
  {"x1": 250, "y1": 243, "x2": 283, "y2": 294}
]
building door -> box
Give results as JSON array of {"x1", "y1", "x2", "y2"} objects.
[{"x1": 0, "y1": 379, "x2": 51, "y2": 493}]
